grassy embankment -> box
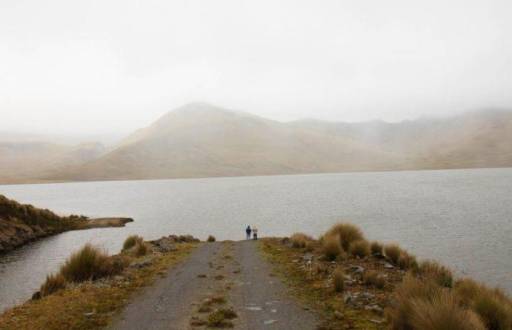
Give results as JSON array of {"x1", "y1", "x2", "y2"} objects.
[
  {"x1": 0, "y1": 234, "x2": 199, "y2": 329},
  {"x1": 260, "y1": 223, "x2": 512, "y2": 330},
  {"x1": 0, "y1": 194, "x2": 133, "y2": 253}
]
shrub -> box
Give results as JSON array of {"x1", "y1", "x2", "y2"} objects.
[
  {"x1": 333, "y1": 267, "x2": 345, "y2": 293},
  {"x1": 322, "y1": 234, "x2": 342, "y2": 261},
  {"x1": 325, "y1": 223, "x2": 365, "y2": 251},
  {"x1": 60, "y1": 244, "x2": 120, "y2": 282},
  {"x1": 409, "y1": 291, "x2": 486, "y2": 330},
  {"x1": 370, "y1": 241, "x2": 383, "y2": 256},
  {"x1": 363, "y1": 270, "x2": 385, "y2": 289},
  {"x1": 207, "y1": 235, "x2": 216, "y2": 242},
  {"x1": 350, "y1": 240, "x2": 370, "y2": 258},
  {"x1": 40, "y1": 273, "x2": 67, "y2": 297},
  {"x1": 290, "y1": 233, "x2": 313, "y2": 248},
  {"x1": 123, "y1": 235, "x2": 144, "y2": 251},
  {"x1": 418, "y1": 260, "x2": 453, "y2": 288},
  {"x1": 473, "y1": 290, "x2": 512, "y2": 330},
  {"x1": 134, "y1": 242, "x2": 148, "y2": 257}
]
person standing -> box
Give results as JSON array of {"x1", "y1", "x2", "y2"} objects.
[
  {"x1": 252, "y1": 227, "x2": 258, "y2": 240},
  {"x1": 246, "y1": 225, "x2": 252, "y2": 240}
]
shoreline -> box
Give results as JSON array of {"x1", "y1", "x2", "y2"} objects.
[{"x1": 0, "y1": 194, "x2": 134, "y2": 254}]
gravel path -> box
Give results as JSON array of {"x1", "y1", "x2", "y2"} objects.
[
  {"x1": 109, "y1": 240, "x2": 318, "y2": 330},
  {"x1": 110, "y1": 242, "x2": 223, "y2": 330},
  {"x1": 229, "y1": 240, "x2": 318, "y2": 329}
]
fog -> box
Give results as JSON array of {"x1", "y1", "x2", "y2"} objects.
[{"x1": 1, "y1": 0, "x2": 511, "y2": 136}]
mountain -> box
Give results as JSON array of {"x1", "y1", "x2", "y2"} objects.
[
  {"x1": 47, "y1": 103, "x2": 407, "y2": 181},
  {"x1": 1, "y1": 104, "x2": 511, "y2": 184}
]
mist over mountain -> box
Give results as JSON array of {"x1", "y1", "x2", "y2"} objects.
[{"x1": 1, "y1": 103, "x2": 511, "y2": 184}]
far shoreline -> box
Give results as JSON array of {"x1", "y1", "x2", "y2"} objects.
[{"x1": 1, "y1": 165, "x2": 511, "y2": 186}]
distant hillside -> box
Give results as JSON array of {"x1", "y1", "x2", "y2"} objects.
[
  {"x1": 0, "y1": 141, "x2": 105, "y2": 183},
  {"x1": 1, "y1": 103, "x2": 511, "y2": 184},
  {"x1": 290, "y1": 109, "x2": 512, "y2": 169}
]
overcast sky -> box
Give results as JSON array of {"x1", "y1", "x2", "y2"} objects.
[{"x1": 1, "y1": 0, "x2": 511, "y2": 136}]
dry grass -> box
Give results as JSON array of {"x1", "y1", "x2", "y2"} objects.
[
  {"x1": 134, "y1": 242, "x2": 148, "y2": 257},
  {"x1": 290, "y1": 233, "x2": 313, "y2": 248},
  {"x1": 384, "y1": 244, "x2": 401, "y2": 265},
  {"x1": 454, "y1": 278, "x2": 512, "y2": 329},
  {"x1": 397, "y1": 252, "x2": 418, "y2": 271},
  {"x1": 333, "y1": 267, "x2": 345, "y2": 293},
  {"x1": 0, "y1": 243, "x2": 197, "y2": 330},
  {"x1": 387, "y1": 274, "x2": 444, "y2": 329},
  {"x1": 40, "y1": 274, "x2": 67, "y2": 297},
  {"x1": 454, "y1": 278, "x2": 482, "y2": 306},
  {"x1": 60, "y1": 244, "x2": 121, "y2": 282},
  {"x1": 304, "y1": 240, "x2": 315, "y2": 252},
  {"x1": 363, "y1": 270, "x2": 385, "y2": 289},
  {"x1": 207, "y1": 235, "x2": 216, "y2": 242},
  {"x1": 122, "y1": 235, "x2": 144, "y2": 251},
  {"x1": 417, "y1": 260, "x2": 453, "y2": 288},
  {"x1": 350, "y1": 240, "x2": 370, "y2": 258},
  {"x1": 472, "y1": 290, "x2": 512, "y2": 330},
  {"x1": 370, "y1": 241, "x2": 383, "y2": 256},
  {"x1": 409, "y1": 291, "x2": 486, "y2": 330},
  {"x1": 0, "y1": 194, "x2": 86, "y2": 231},
  {"x1": 207, "y1": 308, "x2": 237, "y2": 328},
  {"x1": 325, "y1": 223, "x2": 365, "y2": 251},
  {"x1": 321, "y1": 234, "x2": 342, "y2": 261}
]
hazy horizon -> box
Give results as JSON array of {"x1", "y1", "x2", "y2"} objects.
[{"x1": 1, "y1": 0, "x2": 511, "y2": 136}]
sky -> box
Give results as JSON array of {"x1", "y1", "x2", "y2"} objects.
[{"x1": 1, "y1": 0, "x2": 511, "y2": 136}]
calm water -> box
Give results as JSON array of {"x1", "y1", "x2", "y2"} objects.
[{"x1": 0, "y1": 168, "x2": 511, "y2": 312}]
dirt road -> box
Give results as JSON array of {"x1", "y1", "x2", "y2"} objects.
[{"x1": 110, "y1": 240, "x2": 317, "y2": 329}]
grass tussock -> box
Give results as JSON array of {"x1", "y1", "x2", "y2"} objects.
[
  {"x1": 333, "y1": 267, "x2": 345, "y2": 293},
  {"x1": 207, "y1": 308, "x2": 237, "y2": 328},
  {"x1": 350, "y1": 240, "x2": 370, "y2": 258},
  {"x1": 134, "y1": 242, "x2": 148, "y2": 257},
  {"x1": 397, "y1": 252, "x2": 418, "y2": 271},
  {"x1": 290, "y1": 233, "x2": 313, "y2": 248},
  {"x1": 321, "y1": 234, "x2": 342, "y2": 261},
  {"x1": 60, "y1": 244, "x2": 121, "y2": 282},
  {"x1": 40, "y1": 273, "x2": 67, "y2": 297},
  {"x1": 384, "y1": 244, "x2": 402, "y2": 265},
  {"x1": 363, "y1": 270, "x2": 385, "y2": 289},
  {"x1": 472, "y1": 290, "x2": 512, "y2": 330},
  {"x1": 122, "y1": 235, "x2": 144, "y2": 251},
  {"x1": 370, "y1": 241, "x2": 383, "y2": 256},
  {"x1": 417, "y1": 260, "x2": 453, "y2": 288},
  {"x1": 409, "y1": 290, "x2": 486, "y2": 330},
  {"x1": 325, "y1": 223, "x2": 364, "y2": 251},
  {"x1": 207, "y1": 235, "x2": 216, "y2": 242},
  {"x1": 388, "y1": 273, "x2": 512, "y2": 330}
]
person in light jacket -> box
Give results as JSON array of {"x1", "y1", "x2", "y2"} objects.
[{"x1": 252, "y1": 227, "x2": 258, "y2": 240}]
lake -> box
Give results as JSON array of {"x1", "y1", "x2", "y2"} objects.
[{"x1": 1, "y1": 168, "x2": 511, "y2": 312}]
